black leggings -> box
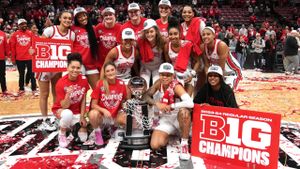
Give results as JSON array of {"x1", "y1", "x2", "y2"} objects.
[
  {"x1": 0, "y1": 60, "x2": 7, "y2": 92},
  {"x1": 16, "y1": 60, "x2": 36, "y2": 91}
]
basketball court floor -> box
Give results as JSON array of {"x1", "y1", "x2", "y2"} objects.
[{"x1": 0, "y1": 70, "x2": 300, "y2": 168}]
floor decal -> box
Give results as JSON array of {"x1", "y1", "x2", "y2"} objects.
[{"x1": 0, "y1": 116, "x2": 299, "y2": 168}]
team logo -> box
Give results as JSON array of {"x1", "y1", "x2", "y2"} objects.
[
  {"x1": 76, "y1": 32, "x2": 89, "y2": 48},
  {"x1": 17, "y1": 35, "x2": 31, "y2": 46},
  {"x1": 100, "y1": 35, "x2": 116, "y2": 49}
]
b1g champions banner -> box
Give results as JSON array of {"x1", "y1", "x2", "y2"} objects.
[
  {"x1": 192, "y1": 105, "x2": 281, "y2": 168},
  {"x1": 32, "y1": 38, "x2": 73, "y2": 72}
]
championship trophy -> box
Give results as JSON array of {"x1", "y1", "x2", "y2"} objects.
[{"x1": 120, "y1": 76, "x2": 151, "y2": 149}]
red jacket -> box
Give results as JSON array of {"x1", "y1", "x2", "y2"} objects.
[
  {"x1": 10, "y1": 30, "x2": 33, "y2": 61},
  {"x1": 0, "y1": 31, "x2": 10, "y2": 60}
]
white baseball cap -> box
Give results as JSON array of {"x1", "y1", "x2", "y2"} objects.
[
  {"x1": 73, "y1": 7, "x2": 87, "y2": 17},
  {"x1": 122, "y1": 28, "x2": 135, "y2": 40},
  {"x1": 159, "y1": 63, "x2": 174, "y2": 74},
  {"x1": 143, "y1": 19, "x2": 157, "y2": 31},
  {"x1": 17, "y1": 19, "x2": 27, "y2": 25},
  {"x1": 207, "y1": 65, "x2": 223, "y2": 76},
  {"x1": 101, "y1": 7, "x2": 115, "y2": 16},
  {"x1": 158, "y1": 0, "x2": 171, "y2": 7},
  {"x1": 128, "y1": 2, "x2": 140, "y2": 11}
]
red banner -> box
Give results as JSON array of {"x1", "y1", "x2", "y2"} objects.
[
  {"x1": 32, "y1": 38, "x2": 73, "y2": 72},
  {"x1": 192, "y1": 105, "x2": 281, "y2": 169}
]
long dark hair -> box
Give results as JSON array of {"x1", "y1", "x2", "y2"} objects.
[
  {"x1": 53, "y1": 11, "x2": 72, "y2": 25},
  {"x1": 74, "y1": 13, "x2": 99, "y2": 61}
]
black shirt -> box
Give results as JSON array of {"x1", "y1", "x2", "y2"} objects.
[{"x1": 194, "y1": 82, "x2": 239, "y2": 108}]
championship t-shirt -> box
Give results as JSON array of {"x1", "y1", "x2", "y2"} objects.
[{"x1": 91, "y1": 79, "x2": 127, "y2": 118}]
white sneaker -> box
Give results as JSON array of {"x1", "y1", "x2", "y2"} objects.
[
  {"x1": 58, "y1": 134, "x2": 69, "y2": 148},
  {"x1": 114, "y1": 128, "x2": 125, "y2": 141},
  {"x1": 24, "y1": 86, "x2": 32, "y2": 92},
  {"x1": 179, "y1": 143, "x2": 190, "y2": 160},
  {"x1": 39, "y1": 120, "x2": 57, "y2": 131}
]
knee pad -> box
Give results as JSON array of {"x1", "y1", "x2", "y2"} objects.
[{"x1": 59, "y1": 109, "x2": 73, "y2": 128}]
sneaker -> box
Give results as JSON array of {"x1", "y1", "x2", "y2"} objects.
[
  {"x1": 39, "y1": 120, "x2": 57, "y2": 131},
  {"x1": 24, "y1": 86, "x2": 32, "y2": 92},
  {"x1": 16, "y1": 90, "x2": 25, "y2": 96},
  {"x1": 95, "y1": 129, "x2": 104, "y2": 145},
  {"x1": 58, "y1": 134, "x2": 68, "y2": 148},
  {"x1": 32, "y1": 90, "x2": 39, "y2": 97},
  {"x1": 179, "y1": 143, "x2": 190, "y2": 160},
  {"x1": 114, "y1": 128, "x2": 125, "y2": 141}
]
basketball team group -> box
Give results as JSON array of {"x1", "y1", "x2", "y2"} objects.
[{"x1": 0, "y1": 0, "x2": 244, "y2": 160}]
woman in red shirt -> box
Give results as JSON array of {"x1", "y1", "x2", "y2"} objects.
[
  {"x1": 88, "y1": 62, "x2": 129, "y2": 145},
  {"x1": 52, "y1": 52, "x2": 90, "y2": 148},
  {"x1": 72, "y1": 7, "x2": 99, "y2": 89}
]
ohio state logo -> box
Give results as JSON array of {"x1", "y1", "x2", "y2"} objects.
[
  {"x1": 17, "y1": 35, "x2": 31, "y2": 46},
  {"x1": 76, "y1": 32, "x2": 89, "y2": 48},
  {"x1": 100, "y1": 35, "x2": 116, "y2": 49}
]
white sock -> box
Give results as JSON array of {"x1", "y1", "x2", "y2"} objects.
[
  {"x1": 42, "y1": 116, "x2": 47, "y2": 121},
  {"x1": 181, "y1": 138, "x2": 188, "y2": 145}
]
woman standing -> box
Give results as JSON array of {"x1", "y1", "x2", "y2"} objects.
[
  {"x1": 200, "y1": 26, "x2": 242, "y2": 89},
  {"x1": 95, "y1": 7, "x2": 121, "y2": 71},
  {"x1": 36, "y1": 11, "x2": 75, "y2": 131},
  {"x1": 101, "y1": 28, "x2": 139, "y2": 85},
  {"x1": 156, "y1": 0, "x2": 172, "y2": 39},
  {"x1": 72, "y1": 7, "x2": 99, "y2": 89},
  {"x1": 164, "y1": 17, "x2": 201, "y2": 96},
  {"x1": 88, "y1": 62, "x2": 128, "y2": 145},
  {"x1": 138, "y1": 19, "x2": 165, "y2": 88}
]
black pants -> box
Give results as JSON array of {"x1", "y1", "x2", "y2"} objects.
[
  {"x1": 265, "y1": 51, "x2": 275, "y2": 72},
  {"x1": 0, "y1": 60, "x2": 7, "y2": 92},
  {"x1": 254, "y1": 52, "x2": 263, "y2": 69},
  {"x1": 16, "y1": 60, "x2": 36, "y2": 91}
]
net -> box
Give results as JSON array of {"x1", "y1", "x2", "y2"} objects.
[{"x1": 123, "y1": 98, "x2": 153, "y2": 130}]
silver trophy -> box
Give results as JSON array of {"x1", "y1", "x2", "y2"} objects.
[{"x1": 120, "y1": 76, "x2": 151, "y2": 149}]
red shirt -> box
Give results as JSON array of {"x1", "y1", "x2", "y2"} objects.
[
  {"x1": 156, "y1": 19, "x2": 168, "y2": 38},
  {"x1": 91, "y1": 79, "x2": 127, "y2": 118},
  {"x1": 117, "y1": 17, "x2": 147, "y2": 43},
  {"x1": 71, "y1": 26, "x2": 97, "y2": 70},
  {"x1": 95, "y1": 23, "x2": 121, "y2": 69},
  {"x1": 0, "y1": 31, "x2": 9, "y2": 60},
  {"x1": 10, "y1": 30, "x2": 33, "y2": 61},
  {"x1": 52, "y1": 74, "x2": 90, "y2": 115}
]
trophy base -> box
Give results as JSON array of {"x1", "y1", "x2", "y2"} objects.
[{"x1": 120, "y1": 131, "x2": 151, "y2": 150}]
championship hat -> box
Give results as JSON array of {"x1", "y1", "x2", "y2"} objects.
[
  {"x1": 17, "y1": 19, "x2": 27, "y2": 25},
  {"x1": 159, "y1": 63, "x2": 174, "y2": 74},
  {"x1": 101, "y1": 7, "x2": 115, "y2": 16},
  {"x1": 158, "y1": 0, "x2": 171, "y2": 7},
  {"x1": 73, "y1": 7, "x2": 87, "y2": 17},
  {"x1": 207, "y1": 65, "x2": 223, "y2": 76},
  {"x1": 143, "y1": 19, "x2": 157, "y2": 30},
  {"x1": 122, "y1": 28, "x2": 135, "y2": 40},
  {"x1": 128, "y1": 2, "x2": 140, "y2": 11}
]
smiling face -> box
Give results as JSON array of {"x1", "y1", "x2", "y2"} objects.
[
  {"x1": 76, "y1": 12, "x2": 88, "y2": 26},
  {"x1": 159, "y1": 5, "x2": 171, "y2": 18},
  {"x1": 145, "y1": 27, "x2": 157, "y2": 43},
  {"x1": 122, "y1": 39, "x2": 135, "y2": 49},
  {"x1": 59, "y1": 12, "x2": 72, "y2": 28},
  {"x1": 168, "y1": 27, "x2": 180, "y2": 45},
  {"x1": 182, "y1": 6, "x2": 194, "y2": 23},
  {"x1": 19, "y1": 22, "x2": 27, "y2": 31},
  {"x1": 104, "y1": 64, "x2": 117, "y2": 81},
  {"x1": 128, "y1": 10, "x2": 141, "y2": 23},
  {"x1": 159, "y1": 72, "x2": 174, "y2": 86},
  {"x1": 201, "y1": 28, "x2": 215, "y2": 44},
  {"x1": 207, "y1": 72, "x2": 221, "y2": 88},
  {"x1": 103, "y1": 12, "x2": 116, "y2": 25},
  {"x1": 67, "y1": 60, "x2": 81, "y2": 80}
]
